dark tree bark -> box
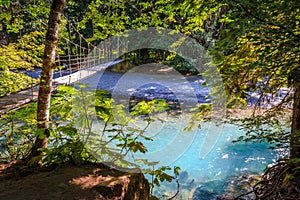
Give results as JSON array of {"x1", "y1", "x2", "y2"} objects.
[
  {"x1": 0, "y1": 21, "x2": 9, "y2": 45},
  {"x1": 29, "y1": 0, "x2": 66, "y2": 163},
  {"x1": 291, "y1": 73, "x2": 300, "y2": 158}
]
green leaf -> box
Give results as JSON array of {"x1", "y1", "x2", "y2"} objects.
[
  {"x1": 57, "y1": 126, "x2": 77, "y2": 137},
  {"x1": 35, "y1": 129, "x2": 47, "y2": 139},
  {"x1": 129, "y1": 141, "x2": 147, "y2": 153}
]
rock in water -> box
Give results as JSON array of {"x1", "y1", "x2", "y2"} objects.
[
  {"x1": 192, "y1": 186, "x2": 218, "y2": 200},
  {"x1": 178, "y1": 171, "x2": 189, "y2": 184}
]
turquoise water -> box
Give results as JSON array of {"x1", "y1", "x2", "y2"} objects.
[
  {"x1": 172, "y1": 125, "x2": 277, "y2": 179},
  {"x1": 124, "y1": 118, "x2": 285, "y2": 198},
  {"x1": 125, "y1": 119, "x2": 282, "y2": 179}
]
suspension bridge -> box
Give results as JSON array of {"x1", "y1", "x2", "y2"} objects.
[{"x1": 0, "y1": 32, "x2": 127, "y2": 114}]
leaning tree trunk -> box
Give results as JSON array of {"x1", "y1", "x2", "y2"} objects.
[
  {"x1": 29, "y1": 0, "x2": 66, "y2": 163},
  {"x1": 291, "y1": 74, "x2": 300, "y2": 159}
]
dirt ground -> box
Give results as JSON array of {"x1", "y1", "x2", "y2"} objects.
[{"x1": 0, "y1": 161, "x2": 144, "y2": 200}]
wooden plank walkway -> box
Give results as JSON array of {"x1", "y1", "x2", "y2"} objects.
[
  {"x1": 0, "y1": 85, "x2": 39, "y2": 114},
  {"x1": 0, "y1": 60, "x2": 123, "y2": 115}
]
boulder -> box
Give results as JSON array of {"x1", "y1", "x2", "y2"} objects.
[{"x1": 72, "y1": 163, "x2": 151, "y2": 200}]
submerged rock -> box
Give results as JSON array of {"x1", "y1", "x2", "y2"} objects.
[
  {"x1": 222, "y1": 174, "x2": 260, "y2": 200},
  {"x1": 191, "y1": 174, "x2": 260, "y2": 200},
  {"x1": 192, "y1": 186, "x2": 218, "y2": 200},
  {"x1": 178, "y1": 171, "x2": 189, "y2": 184}
]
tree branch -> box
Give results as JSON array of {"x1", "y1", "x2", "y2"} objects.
[{"x1": 230, "y1": 0, "x2": 300, "y2": 40}]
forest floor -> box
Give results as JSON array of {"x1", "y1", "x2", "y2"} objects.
[{"x1": 0, "y1": 161, "x2": 131, "y2": 200}]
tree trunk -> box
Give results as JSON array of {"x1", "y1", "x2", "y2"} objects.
[
  {"x1": 29, "y1": 0, "x2": 66, "y2": 162},
  {"x1": 291, "y1": 77, "x2": 300, "y2": 158}
]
